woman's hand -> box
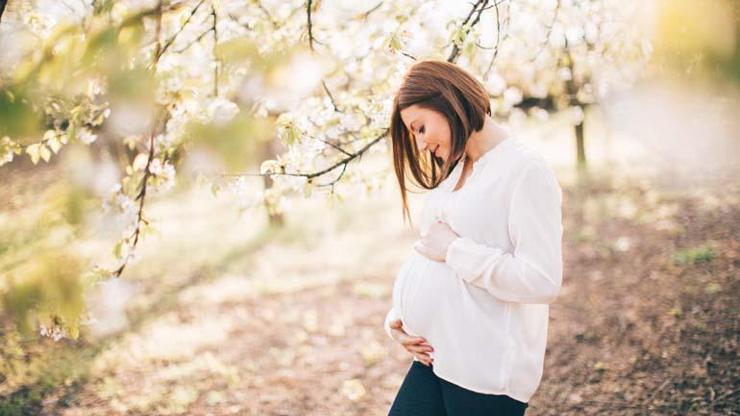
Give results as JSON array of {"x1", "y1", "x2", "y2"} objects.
[
  {"x1": 389, "y1": 319, "x2": 435, "y2": 366},
  {"x1": 414, "y1": 219, "x2": 459, "y2": 262}
]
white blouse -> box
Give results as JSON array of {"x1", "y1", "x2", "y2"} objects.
[{"x1": 383, "y1": 135, "x2": 564, "y2": 404}]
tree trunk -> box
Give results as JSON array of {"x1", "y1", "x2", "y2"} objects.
[
  {"x1": 260, "y1": 130, "x2": 285, "y2": 227},
  {"x1": 563, "y1": 39, "x2": 589, "y2": 173},
  {"x1": 575, "y1": 118, "x2": 586, "y2": 168}
]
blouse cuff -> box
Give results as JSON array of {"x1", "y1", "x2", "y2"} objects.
[
  {"x1": 384, "y1": 307, "x2": 400, "y2": 340},
  {"x1": 444, "y1": 237, "x2": 465, "y2": 265},
  {"x1": 444, "y1": 236, "x2": 505, "y2": 282}
]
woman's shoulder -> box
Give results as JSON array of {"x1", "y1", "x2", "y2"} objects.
[
  {"x1": 506, "y1": 136, "x2": 544, "y2": 161},
  {"x1": 479, "y1": 137, "x2": 549, "y2": 181},
  {"x1": 508, "y1": 142, "x2": 562, "y2": 203}
]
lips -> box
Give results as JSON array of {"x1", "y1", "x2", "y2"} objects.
[{"x1": 433, "y1": 145, "x2": 440, "y2": 157}]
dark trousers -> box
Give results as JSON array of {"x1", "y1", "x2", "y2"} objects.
[{"x1": 388, "y1": 361, "x2": 529, "y2": 416}]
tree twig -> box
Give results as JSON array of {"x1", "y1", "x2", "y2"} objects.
[
  {"x1": 447, "y1": 0, "x2": 490, "y2": 63},
  {"x1": 308, "y1": 135, "x2": 352, "y2": 157},
  {"x1": 112, "y1": 108, "x2": 168, "y2": 279},
  {"x1": 316, "y1": 159, "x2": 348, "y2": 189},
  {"x1": 211, "y1": 3, "x2": 218, "y2": 97},
  {"x1": 355, "y1": 1, "x2": 383, "y2": 21},
  {"x1": 531, "y1": 0, "x2": 560, "y2": 61},
  {"x1": 321, "y1": 80, "x2": 342, "y2": 112},
  {"x1": 401, "y1": 51, "x2": 417, "y2": 61},
  {"x1": 219, "y1": 128, "x2": 389, "y2": 180},
  {"x1": 484, "y1": 0, "x2": 502, "y2": 79},
  {"x1": 307, "y1": 0, "x2": 315, "y2": 51},
  {"x1": 172, "y1": 26, "x2": 214, "y2": 54},
  {"x1": 150, "y1": 0, "x2": 206, "y2": 67},
  {"x1": 255, "y1": 0, "x2": 278, "y2": 29}
]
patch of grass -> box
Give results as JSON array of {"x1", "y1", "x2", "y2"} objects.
[
  {"x1": 672, "y1": 245, "x2": 716, "y2": 265},
  {"x1": 0, "y1": 343, "x2": 96, "y2": 416},
  {"x1": 0, "y1": 386, "x2": 44, "y2": 416}
]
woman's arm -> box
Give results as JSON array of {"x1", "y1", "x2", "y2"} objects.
[{"x1": 444, "y1": 160, "x2": 564, "y2": 304}]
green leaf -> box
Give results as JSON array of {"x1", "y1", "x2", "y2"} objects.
[
  {"x1": 113, "y1": 240, "x2": 124, "y2": 259},
  {"x1": 69, "y1": 324, "x2": 80, "y2": 340},
  {"x1": 388, "y1": 32, "x2": 403, "y2": 53}
]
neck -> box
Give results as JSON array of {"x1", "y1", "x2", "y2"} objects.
[{"x1": 464, "y1": 115, "x2": 510, "y2": 162}]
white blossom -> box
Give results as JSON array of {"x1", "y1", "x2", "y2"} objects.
[
  {"x1": 207, "y1": 97, "x2": 240, "y2": 125},
  {"x1": 78, "y1": 127, "x2": 97, "y2": 144},
  {"x1": 39, "y1": 323, "x2": 67, "y2": 342},
  {"x1": 566, "y1": 106, "x2": 585, "y2": 125},
  {"x1": 503, "y1": 86, "x2": 524, "y2": 107}
]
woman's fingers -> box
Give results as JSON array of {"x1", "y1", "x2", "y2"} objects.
[
  {"x1": 406, "y1": 342, "x2": 434, "y2": 353},
  {"x1": 389, "y1": 321, "x2": 434, "y2": 364},
  {"x1": 400, "y1": 335, "x2": 435, "y2": 366},
  {"x1": 400, "y1": 335, "x2": 433, "y2": 349},
  {"x1": 414, "y1": 352, "x2": 434, "y2": 366},
  {"x1": 391, "y1": 321, "x2": 431, "y2": 346}
]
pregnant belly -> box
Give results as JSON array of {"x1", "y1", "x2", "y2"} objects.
[{"x1": 392, "y1": 250, "x2": 457, "y2": 338}]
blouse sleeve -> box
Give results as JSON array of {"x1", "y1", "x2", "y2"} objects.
[{"x1": 444, "y1": 161, "x2": 564, "y2": 304}]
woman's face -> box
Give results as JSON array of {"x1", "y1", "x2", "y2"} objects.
[{"x1": 399, "y1": 104, "x2": 452, "y2": 162}]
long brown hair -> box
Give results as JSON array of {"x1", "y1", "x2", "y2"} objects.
[{"x1": 390, "y1": 59, "x2": 491, "y2": 226}]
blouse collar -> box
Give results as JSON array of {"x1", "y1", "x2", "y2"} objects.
[{"x1": 441, "y1": 135, "x2": 516, "y2": 193}]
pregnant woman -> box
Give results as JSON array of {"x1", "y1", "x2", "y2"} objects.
[{"x1": 383, "y1": 60, "x2": 564, "y2": 415}]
